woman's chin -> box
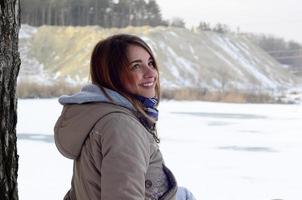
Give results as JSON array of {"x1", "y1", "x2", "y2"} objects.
[{"x1": 138, "y1": 92, "x2": 155, "y2": 98}]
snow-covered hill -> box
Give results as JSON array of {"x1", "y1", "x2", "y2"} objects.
[{"x1": 19, "y1": 25, "x2": 301, "y2": 92}]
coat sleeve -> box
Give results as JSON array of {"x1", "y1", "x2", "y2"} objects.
[{"x1": 97, "y1": 113, "x2": 150, "y2": 200}]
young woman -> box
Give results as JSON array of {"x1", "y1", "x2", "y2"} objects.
[{"x1": 54, "y1": 34, "x2": 196, "y2": 200}]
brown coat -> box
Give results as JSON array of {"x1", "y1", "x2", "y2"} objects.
[{"x1": 54, "y1": 102, "x2": 177, "y2": 200}]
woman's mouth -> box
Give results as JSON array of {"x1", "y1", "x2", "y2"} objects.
[{"x1": 140, "y1": 82, "x2": 154, "y2": 87}]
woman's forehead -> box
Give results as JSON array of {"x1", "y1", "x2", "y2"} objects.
[{"x1": 127, "y1": 45, "x2": 151, "y2": 61}]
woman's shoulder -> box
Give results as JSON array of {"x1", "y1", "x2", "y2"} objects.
[
  {"x1": 100, "y1": 103, "x2": 144, "y2": 125},
  {"x1": 91, "y1": 105, "x2": 154, "y2": 149},
  {"x1": 64, "y1": 101, "x2": 136, "y2": 119},
  {"x1": 93, "y1": 106, "x2": 145, "y2": 132}
]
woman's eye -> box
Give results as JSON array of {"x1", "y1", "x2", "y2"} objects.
[
  {"x1": 131, "y1": 64, "x2": 140, "y2": 70},
  {"x1": 148, "y1": 61, "x2": 155, "y2": 67}
]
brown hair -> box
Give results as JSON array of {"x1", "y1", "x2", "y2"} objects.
[{"x1": 90, "y1": 34, "x2": 160, "y2": 142}]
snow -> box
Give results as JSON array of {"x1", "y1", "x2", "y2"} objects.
[
  {"x1": 168, "y1": 31, "x2": 178, "y2": 38},
  {"x1": 163, "y1": 45, "x2": 199, "y2": 86},
  {"x1": 18, "y1": 24, "x2": 299, "y2": 94},
  {"x1": 211, "y1": 78, "x2": 222, "y2": 87},
  {"x1": 19, "y1": 24, "x2": 37, "y2": 39},
  {"x1": 210, "y1": 47, "x2": 245, "y2": 77},
  {"x1": 212, "y1": 35, "x2": 278, "y2": 89},
  {"x1": 279, "y1": 88, "x2": 302, "y2": 104},
  {"x1": 17, "y1": 99, "x2": 302, "y2": 200}
]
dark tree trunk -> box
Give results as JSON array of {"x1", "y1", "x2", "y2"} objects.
[{"x1": 0, "y1": 0, "x2": 21, "y2": 199}]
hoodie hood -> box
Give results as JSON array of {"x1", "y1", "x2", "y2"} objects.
[
  {"x1": 54, "y1": 84, "x2": 136, "y2": 159},
  {"x1": 58, "y1": 84, "x2": 135, "y2": 110}
]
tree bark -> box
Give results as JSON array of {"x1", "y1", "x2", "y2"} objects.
[{"x1": 0, "y1": 0, "x2": 20, "y2": 199}]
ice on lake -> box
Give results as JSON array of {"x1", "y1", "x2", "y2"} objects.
[{"x1": 17, "y1": 99, "x2": 302, "y2": 200}]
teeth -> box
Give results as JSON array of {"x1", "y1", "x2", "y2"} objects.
[{"x1": 142, "y1": 82, "x2": 153, "y2": 87}]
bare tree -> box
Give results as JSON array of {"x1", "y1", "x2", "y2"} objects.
[
  {"x1": 198, "y1": 21, "x2": 211, "y2": 31},
  {"x1": 213, "y1": 23, "x2": 230, "y2": 34},
  {"x1": 0, "y1": 0, "x2": 21, "y2": 199},
  {"x1": 170, "y1": 17, "x2": 186, "y2": 28}
]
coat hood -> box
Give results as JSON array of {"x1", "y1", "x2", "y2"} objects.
[
  {"x1": 58, "y1": 84, "x2": 134, "y2": 110},
  {"x1": 54, "y1": 84, "x2": 136, "y2": 159}
]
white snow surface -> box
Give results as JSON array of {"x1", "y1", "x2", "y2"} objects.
[
  {"x1": 19, "y1": 24, "x2": 37, "y2": 39},
  {"x1": 212, "y1": 35, "x2": 278, "y2": 88},
  {"x1": 17, "y1": 99, "x2": 302, "y2": 200}
]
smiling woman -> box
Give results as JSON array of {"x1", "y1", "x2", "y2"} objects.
[
  {"x1": 53, "y1": 34, "x2": 196, "y2": 200},
  {"x1": 122, "y1": 44, "x2": 158, "y2": 98}
]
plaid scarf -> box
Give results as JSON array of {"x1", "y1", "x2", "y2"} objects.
[
  {"x1": 135, "y1": 95, "x2": 159, "y2": 121},
  {"x1": 133, "y1": 95, "x2": 160, "y2": 143}
]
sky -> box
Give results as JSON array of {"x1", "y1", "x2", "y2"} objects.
[{"x1": 156, "y1": 0, "x2": 302, "y2": 43}]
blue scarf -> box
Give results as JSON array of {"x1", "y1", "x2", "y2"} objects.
[
  {"x1": 134, "y1": 95, "x2": 160, "y2": 143},
  {"x1": 135, "y1": 95, "x2": 159, "y2": 121}
]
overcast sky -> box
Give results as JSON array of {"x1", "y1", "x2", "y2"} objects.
[{"x1": 156, "y1": 0, "x2": 302, "y2": 43}]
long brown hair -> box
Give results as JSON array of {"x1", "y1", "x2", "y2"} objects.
[{"x1": 90, "y1": 34, "x2": 160, "y2": 142}]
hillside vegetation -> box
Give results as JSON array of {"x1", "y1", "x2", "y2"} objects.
[{"x1": 18, "y1": 25, "x2": 301, "y2": 102}]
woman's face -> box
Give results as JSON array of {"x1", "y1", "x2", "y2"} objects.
[{"x1": 122, "y1": 44, "x2": 158, "y2": 98}]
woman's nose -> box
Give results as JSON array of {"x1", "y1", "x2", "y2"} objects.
[{"x1": 143, "y1": 64, "x2": 157, "y2": 78}]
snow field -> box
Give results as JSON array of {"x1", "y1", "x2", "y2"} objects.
[{"x1": 17, "y1": 99, "x2": 302, "y2": 200}]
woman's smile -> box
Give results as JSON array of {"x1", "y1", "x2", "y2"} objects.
[{"x1": 122, "y1": 44, "x2": 158, "y2": 98}]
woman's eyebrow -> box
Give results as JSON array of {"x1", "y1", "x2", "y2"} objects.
[
  {"x1": 129, "y1": 56, "x2": 152, "y2": 64},
  {"x1": 129, "y1": 59, "x2": 142, "y2": 64}
]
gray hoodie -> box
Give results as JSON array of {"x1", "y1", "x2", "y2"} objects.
[{"x1": 59, "y1": 84, "x2": 134, "y2": 109}]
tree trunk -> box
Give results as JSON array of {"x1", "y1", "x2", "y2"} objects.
[
  {"x1": 0, "y1": 0, "x2": 21, "y2": 199},
  {"x1": 47, "y1": 4, "x2": 51, "y2": 25},
  {"x1": 41, "y1": 6, "x2": 46, "y2": 25}
]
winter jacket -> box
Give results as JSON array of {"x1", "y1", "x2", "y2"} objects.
[{"x1": 54, "y1": 84, "x2": 178, "y2": 200}]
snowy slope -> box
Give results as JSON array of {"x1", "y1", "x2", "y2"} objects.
[{"x1": 19, "y1": 25, "x2": 300, "y2": 91}]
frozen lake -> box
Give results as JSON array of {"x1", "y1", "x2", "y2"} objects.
[{"x1": 17, "y1": 99, "x2": 302, "y2": 200}]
